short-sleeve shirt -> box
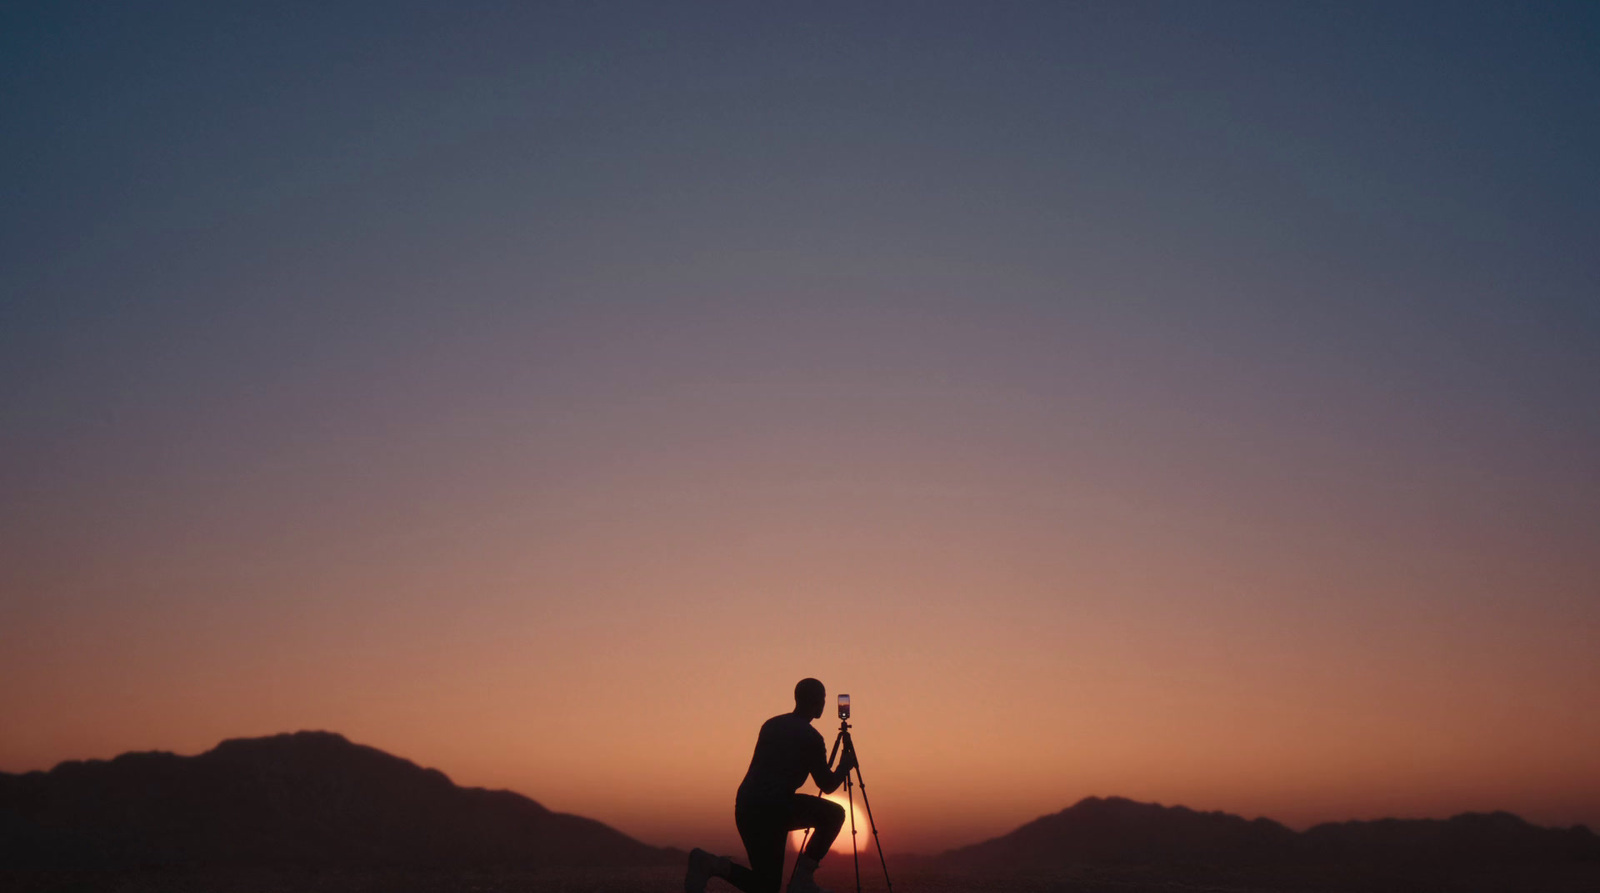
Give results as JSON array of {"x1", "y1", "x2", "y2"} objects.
[{"x1": 735, "y1": 712, "x2": 827, "y2": 807}]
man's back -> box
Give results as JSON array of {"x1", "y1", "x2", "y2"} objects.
[{"x1": 736, "y1": 712, "x2": 826, "y2": 806}]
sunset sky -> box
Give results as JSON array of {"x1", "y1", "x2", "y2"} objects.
[{"x1": 2, "y1": 2, "x2": 1598, "y2": 856}]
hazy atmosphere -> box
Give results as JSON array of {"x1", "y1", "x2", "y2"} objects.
[{"x1": 3, "y1": 1, "x2": 1598, "y2": 859}]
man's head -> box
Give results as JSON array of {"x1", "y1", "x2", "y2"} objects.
[{"x1": 794, "y1": 677, "x2": 826, "y2": 719}]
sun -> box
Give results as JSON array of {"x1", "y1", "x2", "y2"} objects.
[{"x1": 789, "y1": 791, "x2": 875, "y2": 856}]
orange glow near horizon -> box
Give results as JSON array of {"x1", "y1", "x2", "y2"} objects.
[
  {"x1": 4, "y1": 420, "x2": 1600, "y2": 856},
  {"x1": 4, "y1": 476, "x2": 1599, "y2": 859}
]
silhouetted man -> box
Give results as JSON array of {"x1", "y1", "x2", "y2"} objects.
[{"x1": 686, "y1": 677, "x2": 855, "y2": 893}]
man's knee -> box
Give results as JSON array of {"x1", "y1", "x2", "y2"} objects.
[{"x1": 822, "y1": 798, "x2": 845, "y2": 831}]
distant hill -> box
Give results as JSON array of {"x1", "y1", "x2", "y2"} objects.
[
  {"x1": 0, "y1": 731, "x2": 679, "y2": 869},
  {"x1": 930, "y1": 796, "x2": 1600, "y2": 875},
  {"x1": 932, "y1": 795, "x2": 1298, "y2": 870}
]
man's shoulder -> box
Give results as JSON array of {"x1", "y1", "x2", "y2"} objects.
[{"x1": 760, "y1": 712, "x2": 821, "y2": 739}]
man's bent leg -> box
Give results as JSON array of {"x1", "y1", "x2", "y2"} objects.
[
  {"x1": 787, "y1": 794, "x2": 846, "y2": 862},
  {"x1": 730, "y1": 803, "x2": 789, "y2": 893}
]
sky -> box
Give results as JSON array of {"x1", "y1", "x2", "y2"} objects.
[{"x1": 2, "y1": 1, "x2": 1598, "y2": 856}]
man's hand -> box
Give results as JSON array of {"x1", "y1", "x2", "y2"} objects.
[{"x1": 838, "y1": 747, "x2": 858, "y2": 774}]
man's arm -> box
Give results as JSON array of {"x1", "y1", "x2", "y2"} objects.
[{"x1": 809, "y1": 741, "x2": 857, "y2": 794}]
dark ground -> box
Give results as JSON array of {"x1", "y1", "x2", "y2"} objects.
[{"x1": 6, "y1": 864, "x2": 1600, "y2": 893}]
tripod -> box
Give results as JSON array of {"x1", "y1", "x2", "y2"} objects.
[{"x1": 796, "y1": 719, "x2": 894, "y2": 893}]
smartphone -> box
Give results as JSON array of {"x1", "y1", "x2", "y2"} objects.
[{"x1": 838, "y1": 693, "x2": 850, "y2": 720}]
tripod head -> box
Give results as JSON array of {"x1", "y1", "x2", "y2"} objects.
[{"x1": 828, "y1": 716, "x2": 852, "y2": 766}]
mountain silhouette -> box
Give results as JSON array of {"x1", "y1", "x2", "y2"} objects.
[
  {"x1": 931, "y1": 796, "x2": 1600, "y2": 874},
  {"x1": 932, "y1": 796, "x2": 1297, "y2": 870},
  {"x1": 0, "y1": 731, "x2": 679, "y2": 869}
]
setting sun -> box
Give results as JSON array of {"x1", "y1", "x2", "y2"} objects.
[{"x1": 789, "y1": 792, "x2": 877, "y2": 856}]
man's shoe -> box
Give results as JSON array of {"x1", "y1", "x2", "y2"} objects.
[
  {"x1": 786, "y1": 877, "x2": 833, "y2": 893},
  {"x1": 684, "y1": 847, "x2": 714, "y2": 893},
  {"x1": 787, "y1": 854, "x2": 833, "y2": 893}
]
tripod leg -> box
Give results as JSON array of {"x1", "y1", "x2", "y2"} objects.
[
  {"x1": 850, "y1": 761, "x2": 894, "y2": 893},
  {"x1": 794, "y1": 827, "x2": 812, "y2": 877},
  {"x1": 846, "y1": 774, "x2": 860, "y2": 893}
]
